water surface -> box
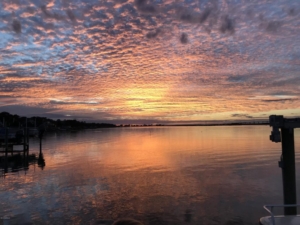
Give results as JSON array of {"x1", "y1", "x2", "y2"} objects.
[{"x1": 1, "y1": 125, "x2": 300, "y2": 225}]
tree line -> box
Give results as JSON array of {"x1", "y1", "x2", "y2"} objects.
[{"x1": 0, "y1": 112, "x2": 116, "y2": 130}]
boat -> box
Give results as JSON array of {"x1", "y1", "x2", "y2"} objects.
[{"x1": 259, "y1": 204, "x2": 300, "y2": 225}]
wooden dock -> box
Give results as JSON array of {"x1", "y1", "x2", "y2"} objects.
[
  {"x1": 0, "y1": 143, "x2": 29, "y2": 153},
  {"x1": 0, "y1": 124, "x2": 40, "y2": 175}
]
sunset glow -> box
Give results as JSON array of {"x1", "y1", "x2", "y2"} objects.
[{"x1": 0, "y1": 0, "x2": 299, "y2": 123}]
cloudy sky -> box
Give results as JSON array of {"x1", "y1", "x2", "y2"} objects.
[{"x1": 0, "y1": 0, "x2": 299, "y2": 123}]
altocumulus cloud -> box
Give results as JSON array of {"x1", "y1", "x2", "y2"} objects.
[{"x1": 0, "y1": 0, "x2": 299, "y2": 122}]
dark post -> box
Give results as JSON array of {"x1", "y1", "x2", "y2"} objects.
[
  {"x1": 39, "y1": 137, "x2": 42, "y2": 155},
  {"x1": 23, "y1": 127, "x2": 26, "y2": 155},
  {"x1": 4, "y1": 121, "x2": 8, "y2": 173},
  {"x1": 26, "y1": 118, "x2": 29, "y2": 155},
  {"x1": 281, "y1": 128, "x2": 297, "y2": 215},
  {"x1": 5, "y1": 124, "x2": 8, "y2": 159},
  {"x1": 26, "y1": 128, "x2": 29, "y2": 157},
  {"x1": 22, "y1": 127, "x2": 26, "y2": 167},
  {"x1": 38, "y1": 128, "x2": 44, "y2": 155}
]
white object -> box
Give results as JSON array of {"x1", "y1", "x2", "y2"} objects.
[{"x1": 260, "y1": 204, "x2": 300, "y2": 225}]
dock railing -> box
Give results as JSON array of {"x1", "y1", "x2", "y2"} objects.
[{"x1": 263, "y1": 204, "x2": 300, "y2": 225}]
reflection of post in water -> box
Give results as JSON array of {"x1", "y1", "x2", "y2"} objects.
[
  {"x1": 0, "y1": 153, "x2": 46, "y2": 174},
  {"x1": 38, "y1": 153, "x2": 45, "y2": 169},
  {"x1": 37, "y1": 124, "x2": 46, "y2": 169}
]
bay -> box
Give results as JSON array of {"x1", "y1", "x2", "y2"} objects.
[{"x1": 1, "y1": 125, "x2": 300, "y2": 225}]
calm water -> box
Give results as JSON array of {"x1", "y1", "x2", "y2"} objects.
[{"x1": 1, "y1": 126, "x2": 300, "y2": 225}]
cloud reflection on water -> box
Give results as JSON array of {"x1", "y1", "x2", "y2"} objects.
[{"x1": 0, "y1": 126, "x2": 293, "y2": 224}]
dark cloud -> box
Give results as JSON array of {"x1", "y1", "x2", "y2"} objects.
[
  {"x1": 0, "y1": 87, "x2": 15, "y2": 92},
  {"x1": 258, "y1": 14, "x2": 264, "y2": 21},
  {"x1": 41, "y1": 5, "x2": 64, "y2": 20},
  {"x1": 246, "y1": 9, "x2": 254, "y2": 19},
  {"x1": 176, "y1": 7, "x2": 205, "y2": 24},
  {"x1": 12, "y1": 19, "x2": 21, "y2": 33},
  {"x1": 135, "y1": 0, "x2": 146, "y2": 7},
  {"x1": 262, "y1": 98, "x2": 297, "y2": 102},
  {"x1": 220, "y1": 15, "x2": 234, "y2": 34},
  {"x1": 49, "y1": 100, "x2": 99, "y2": 105},
  {"x1": 0, "y1": 73, "x2": 23, "y2": 78},
  {"x1": 0, "y1": 96, "x2": 18, "y2": 105},
  {"x1": 288, "y1": 8, "x2": 297, "y2": 16},
  {"x1": 266, "y1": 21, "x2": 282, "y2": 33},
  {"x1": 115, "y1": 0, "x2": 129, "y2": 4},
  {"x1": 134, "y1": 0, "x2": 156, "y2": 14},
  {"x1": 41, "y1": 5, "x2": 51, "y2": 17},
  {"x1": 43, "y1": 22, "x2": 55, "y2": 31},
  {"x1": 145, "y1": 28, "x2": 160, "y2": 39},
  {"x1": 270, "y1": 91, "x2": 297, "y2": 96},
  {"x1": 180, "y1": 33, "x2": 188, "y2": 44},
  {"x1": 139, "y1": 5, "x2": 156, "y2": 13},
  {"x1": 231, "y1": 114, "x2": 253, "y2": 119},
  {"x1": 199, "y1": 8, "x2": 212, "y2": 24},
  {"x1": 66, "y1": 9, "x2": 76, "y2": 22},
  {"x1": 180, "y1": 12, "x2": 194, "y2": 23},
  {"x1": 226, "y1": 75, "x2": 249, "y2": 83},
  {"x1": 0, "y1": 95, "x2": 14, "y2": 98},
  {"x1": 175, "y1": 4, "x2": 216, "y2": 28},
  {"x1": 0, "y1": 105, "x2": 55, "y2": 117},
  {"x1": 26, "y1": 6, "x2": 36, "y2": 15}
]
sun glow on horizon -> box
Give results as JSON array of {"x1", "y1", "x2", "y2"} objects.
[{"x1": 0, "y1": 0, "x2": 299, "y2": 122}]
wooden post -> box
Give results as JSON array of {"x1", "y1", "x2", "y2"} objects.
[
  {"x1": 4, "y1": 119, "x2": 8, "y2": 173},
  {"x1": 5, "y1": 121, "x2": 8, "y2": 159},
  {"x1": 26, "y1": 128, "x2": 29, "y2": 157},
  {"x1": 39, "y1": 126, "x2": 44, "y2": 155},
  {"x1": 26, "y1": 118, "x2": 29, "y2": 155},
  {"x1": 39, "y1": 137, "x2": 42, "y2": 155},
  {"x1": 281, "y1": 128, "x2": 297, "y2": 215},
  {"x1": 23, "y1": 127, "x2": 26, "y2": 155}
]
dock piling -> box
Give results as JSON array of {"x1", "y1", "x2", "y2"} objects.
[
  {"x1": 269, "y1": 115, "x2": 300, "y2": 215},
  {"x1": 281, "y1": 128, "x2": 297, "y2": 215}
]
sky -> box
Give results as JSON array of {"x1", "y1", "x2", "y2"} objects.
[{"x1": 0, "y1": 0, "x2": 299, "y2": 124}]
